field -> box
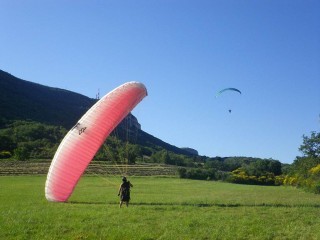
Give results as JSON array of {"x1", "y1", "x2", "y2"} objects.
[{"x1": 1, "y1": 175, "x2": 320, "y2": 240}]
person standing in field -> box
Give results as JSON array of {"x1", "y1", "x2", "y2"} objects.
[{"x1": 118, "y1": 177, "x2": 133, "y2": 208}]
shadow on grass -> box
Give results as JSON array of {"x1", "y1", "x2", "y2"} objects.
[
  {"x1": 68, "y1": 201, "x2": 320, "y2": 208},
  {"x1": 68, "y1": 201, "x2": 107, "y2": 205},
  {"x1": 132, "y1": 202, "x2": 320, "y2": 208}
]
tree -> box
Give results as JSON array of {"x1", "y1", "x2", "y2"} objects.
[
  {"x1": 291, "y1": 131, "x2": 320, "y2": 176},
  {"x1": 119, "y1": 144, "x2": 141, "y2": 164},
  {"x1": 287, "y1": 131, "x2": 320, "y2": 193},
  {"x1": 14, "y1": 146, "x2": 30, "y2": 160},
  {"x1": 299, "y1": 131, "x2": 320, "y2": 158},
  {"x1": 204, "y1": 159, "x2": 224, "y2": 170},
  {"x1": 0, "y1": 135, "x2": 16, "y2": 153}
]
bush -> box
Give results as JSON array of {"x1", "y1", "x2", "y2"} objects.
[
  {"x1": 14, "y1": 146, "x2": 30, "y2": 161},
  {"x1": 229, "y1": 168, "x2": 279, "y2": 186},
  {"x1": 178, "y1": 168, "x2": 218, "y2": 180},
  {"x1": 178, "y1": 168, "x2": 187, "y2": 178},
  {"x1": 314, "y1": 183, "x2": 320, "y2": 194},
  {"x1": 0, "y1": 151, "x2": 12, "y2": 159}
]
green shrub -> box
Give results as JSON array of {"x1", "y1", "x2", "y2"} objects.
[{"x1": 0, "y1": 151, "x2": 12, "y2": 159}]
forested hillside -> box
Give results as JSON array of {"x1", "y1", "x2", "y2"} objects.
[
  {"x1": 0, "y1": 69, "x2": 192, "y2": 156},
  {"x1": 0, "y1": 70, "x2": 94, "y2": 128}
]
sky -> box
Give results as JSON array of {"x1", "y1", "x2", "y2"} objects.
[{"x1": 1, "y1": 0, "x2": 319, "y2": 164}]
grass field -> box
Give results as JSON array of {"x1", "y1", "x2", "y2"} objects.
[{"x1": 1, "y1": 175, "x2": 320, "y2": 240}]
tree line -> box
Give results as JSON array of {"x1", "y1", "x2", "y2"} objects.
[
  {"x1": 282, "y1": 131, "x2": 320, "y2": 193},
  {"x1": 179, "y1": 131, "x2": 320, "y2": 193},
  {"x1": 0, "y1": 120, "x2": 319, "y2": 193},
  {"x1": 0, "y1": 120, "x2": 66, "y2": 160},
  {"x1": 0, "y1": 120, "x2": 199, "y2": 166},
  {"x1": 178, "y1": 157, "x2": 284, "y2": 186}
]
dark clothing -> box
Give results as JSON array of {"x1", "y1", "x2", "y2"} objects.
[{"x1": 119, "y1": 181, "x2": 132, "y2": 202}]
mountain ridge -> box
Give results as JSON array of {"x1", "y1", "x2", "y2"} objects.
[{"x1": 0, "y1": 69, "x2": 195, "y2": 156}]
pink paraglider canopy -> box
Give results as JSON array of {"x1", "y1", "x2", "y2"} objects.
[{"x1": 45, "y1": 82, "x2": 147, "y2": 202}]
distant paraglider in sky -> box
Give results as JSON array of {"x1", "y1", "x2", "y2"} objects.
[
  {"x1": 216, "y1": 87, "x2": 242, "y2": 113},
  {"x1": 216, "y1": 88, "x2": 242, "y2": 97},
  {"x1": 45, "y1": 82, "x2": 147, "y2": 202}
]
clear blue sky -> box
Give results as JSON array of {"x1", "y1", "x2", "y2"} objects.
[{"x1": 1, "y1": 0, "x2": 319, "y2": 163}]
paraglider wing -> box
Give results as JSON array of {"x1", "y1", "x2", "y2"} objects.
[
  {"x1": 45, "y1": 82, "x2": 147, "y2": 202},
  {"x1": 216, "y1": 87, "x2": 241, "y2": 96}
]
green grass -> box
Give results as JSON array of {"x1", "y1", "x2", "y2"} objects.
[{"x1": 1, "y1": 176, "x2": 320, "y2": 239}]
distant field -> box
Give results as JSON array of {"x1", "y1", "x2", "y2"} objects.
[
  {"x1": 0, "y1": 160, "x2": 179, "y2": 176},
  {"x1": 1, "y1": 176, "x2": 320, "y2": 239}
]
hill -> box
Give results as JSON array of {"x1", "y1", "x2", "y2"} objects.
[
  {"x1": 0, "y1": 69, "x2": 193, "y2": 156},
  {"x1": 0, "y1": 70, "x2": 94, "y2": 128}
]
